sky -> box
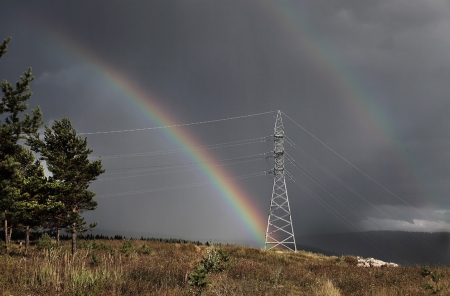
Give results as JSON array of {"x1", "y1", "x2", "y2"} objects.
[{"x1": 1, "y1": 0, "x2": 450, "y2": 248}]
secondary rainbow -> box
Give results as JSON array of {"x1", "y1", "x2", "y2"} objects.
[
  {"x1": 258, "y1": 1, "x2": 429, "y2": 204},
  {"x1": 27, "y1": 1, "x2": 430, "y2": 244}
]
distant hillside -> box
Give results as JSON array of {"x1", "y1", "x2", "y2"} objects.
[{"x1": 297, "y1": 231, "x2": 450, "y2": 266}]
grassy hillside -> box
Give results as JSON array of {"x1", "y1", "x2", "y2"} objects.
[{"x1": 1, "y1": 238, "x2": 449, "y2": 295}]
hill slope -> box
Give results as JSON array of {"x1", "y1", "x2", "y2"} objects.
[{"x1": 1, "y1": 238, "x2": 450, "y2": 295}]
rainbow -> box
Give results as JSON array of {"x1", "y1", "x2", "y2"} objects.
[
  {"x1": 258, "y1": 1, "x2": 429, "y2": 203},
  {"x1": 24, "y1": 1, "x2": 429, "y2": 245},
  {"x1": 86, "y1": 66, "x2": 270, "y2": 245},
  {"x1": 27, "y1": 14, "x2": 270, "y2": 246}
]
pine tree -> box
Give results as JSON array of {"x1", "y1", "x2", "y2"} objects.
[
  {"x1": 0, "y1": 37, "x2": 43, "y2": 248},
  {"x1": 40, "y1": 180, "x2": 68, "y2": 246},
  {"x1": 28, "y1": 117, "x2": 104, "y2": 255},
  {"x1": 10, "y1": 146, "x2": 63, "y2": 253},
  {"x1": 0, "y1": 37, "x2": 10, "y2": 59}
]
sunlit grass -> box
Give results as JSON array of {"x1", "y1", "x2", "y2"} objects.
[{"x1": 1, "y1": 239, "x2": 449, "y2": 295}]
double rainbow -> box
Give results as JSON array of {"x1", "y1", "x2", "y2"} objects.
[{"x1": 25, "y1": 1, "x2": 430, "y2": 247}]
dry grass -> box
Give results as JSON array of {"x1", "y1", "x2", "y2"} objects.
[
  {"x1": 312, "y1": 278, "x2": 342, "y2": 296},
  {"x1": 1, "y1": 239, "x2": 449, "y2": 295}
]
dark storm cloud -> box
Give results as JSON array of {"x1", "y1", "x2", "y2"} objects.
[{"x1": 1, "y1": 0, "x2": 450, "y2": 242}]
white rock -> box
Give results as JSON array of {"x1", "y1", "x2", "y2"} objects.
[{"x1": 356, "y1": 256, "x2": 398, "y2": 267}]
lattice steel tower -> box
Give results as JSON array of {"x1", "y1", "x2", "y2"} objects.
[{"x1": 265, "y1": 110, "x2": 297, "y2": 251}]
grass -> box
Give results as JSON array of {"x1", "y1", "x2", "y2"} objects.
[{"x1": 1, "y1": 238, "x2": 449, "y2": 295}]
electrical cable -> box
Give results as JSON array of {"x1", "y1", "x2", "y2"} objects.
[
  {"x1": 80, "y1": 111, "x2": 275, "y2": 135},
  {"x1": 98, "y1": 153, "x2": 269, "y2": 181},
  {"x1": 285, "y1": 136, "x2": 386, "y2": 216},
  {"x1": 97, "y1": 171, "x2": 268, "y2": 198},
  {"x1": 281, "y1": 110, "x2": 432, "y2": 221},
  {"x1": 96, "y1": 136, "x2": 271, "y2": 160},
  {"x1": 102, "y1": 152, "x2": 270, "y2": 175},
  {"x1": 286, "y1": 153, "x2": 424, "y2": 259},
  {"x1": 285, "y1": 153, "x2": 428, "y2": 262},
  {"x1": 285, "y1": 147, "x2": 450, "y2": 264},
  {"x1": 285, "y1": 170, "x2": 403, "y2": 262}
]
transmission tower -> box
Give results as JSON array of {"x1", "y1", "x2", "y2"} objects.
[{"x1": 265, "y1": 110, "x2": 297, "y2": 251}]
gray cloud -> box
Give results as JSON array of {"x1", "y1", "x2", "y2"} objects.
[{"x1": 1, "y1": 0, "x2": 450, "y2": 244}]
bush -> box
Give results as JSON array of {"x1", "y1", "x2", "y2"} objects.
[
  {"x1": 189, "y1": 263, "x2": 211, "y2": 287},
  {"x1": 120, "y1": 240, "x2": 133, "y2": 256},
  {"x1": 99, "y1": 242, "x2": 116, "y2": 255},
  {"x1": 90, "y1": 252, "x2": 101, "y2": 266},
  {"x1": 189, "y1": 245, "x2": 232, "y2": 287},
  {"x1": 202, "y1": 245, "x2": 232, "y2": 273},
  {"x1": 36, "y1": 233, "x2": 54, "y2": 252},
  {"x1": 421, "y1": 265, "x2": 444, "y2": 294},
  {"x1": 139, "y1": 244, "x2": 153, "y2": 255}
]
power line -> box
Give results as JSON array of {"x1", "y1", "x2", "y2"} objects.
[
  {"x1": 96, "y1": 171, "x2": 268, "y2": 198},
  {"x1": 102, "y1": 152, "x2": 270, "y2": 175},
  {"x1": 98, "y1": 153, "x2": 269, "y2": 181},
  {"x1": 285, "y1": 136, "x2": 384, "y2": 217},
  {"x1": 96, "y1": 136, "x2": 272, "y2": 160},
  {"x1": 285, "y1": 153, "x2": 384, "y2": 229},
  {"x1": 80, "y1": 111, "x2": 275, "y2": 135},
  {"x1": 284, "y1": 140, "x2": 450, "y2": 264},
  {"x1": 281, "y1": 111, "x2": 432, "y2": 221},
  {"x1": 285, "y1": 153, "x2": 426, "y2": 260},
  {"x1": 285, "y1": 170, "x2": 403, "y2": 262}
]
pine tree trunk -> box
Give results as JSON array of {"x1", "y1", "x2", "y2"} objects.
[
  {"x1": 72, "y1": 223, "x2": 77, "y2": 256},
  {"x1": 3, "y1": 218, "x2": 8, "y2": 251},
  {"x1": 3, "y1": 218, "x2": 7, "y2": 243},
  {"x1": 56, "y1": 227, "x2": 60, "y2": 245},
  {"x1": 7, "y1": 226, "x2": 12, "y2": 243},
  {"x1": 25, "y1": 225, "x2": 30, "y2": 254}
]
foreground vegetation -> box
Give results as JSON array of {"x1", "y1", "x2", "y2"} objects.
[
  {"x1": 1, "y1": 37, "x2": 105, "y2": 256},
  {"x1": 1, "y1": 238, "x2": 450, "y2": 295}
]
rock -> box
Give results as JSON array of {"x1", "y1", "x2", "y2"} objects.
[{"x1": 356, "y1": 256, "x2": 399, "y2": 267}]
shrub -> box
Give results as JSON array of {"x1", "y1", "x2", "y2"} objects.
[
  {"x1": 139, "y1": 244, "x2": 153, "y2": 255},
  {"x1": 98, "y1": 242, "x2": 116, "y2": 255},
  {"x1": 421, "y1": 265, "x2": 432, "y2": 277},
  {"x1": 189, "y1": 262, "x2": 211, "y2": 287},
  {"x1": 90, "y1": 252, "x2": 101, "y2": 266},
  {"x1": 36, "y1": 233, "x2": 54, "y2": 252},
  {"x1": 120, "y1": 240, "x2": 133, "y2": 256},
  {"x1": 189, "y1": 245, "x2": 232, "y2": 288},
  {"x1": 421, "y1": 265, "x2": 444, "y2": 294}
]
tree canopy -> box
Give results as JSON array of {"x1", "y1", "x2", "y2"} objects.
[
  {"x1": 28, "y1": 117, "x2": 104, "y2": 254},
  {"x1": 1, "y1": 37, "x2": 103, "y2": 255},
  {"x1": 0, "y1": 36, "x2": 43, "y2": 250}
]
